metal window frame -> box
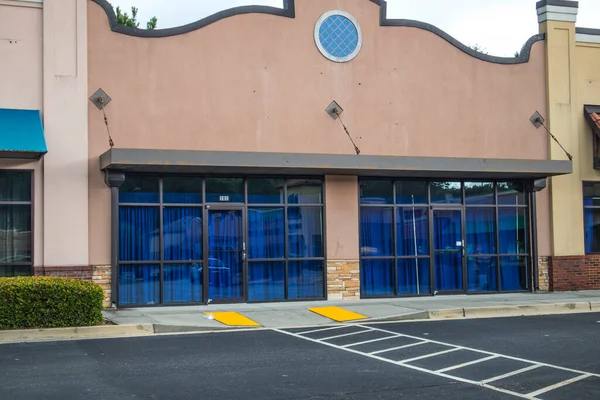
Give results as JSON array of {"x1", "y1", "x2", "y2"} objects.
[
  {"x1": 358, "y1": 178, "x2": 531, "y2": 299},
  {"x1": 116, "y1": 175, "x2": 326, "y2": 307},
  {"x1": 581, "y1": 181, "x2": 600, "y2": 254}
]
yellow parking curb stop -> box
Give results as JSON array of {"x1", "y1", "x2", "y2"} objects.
[
  {"x1": 204, "y1": 312, "x2": 261, "y2": 327},
  {"x1": 308, "y1": 306, "x2": 368, "y2": 322}
]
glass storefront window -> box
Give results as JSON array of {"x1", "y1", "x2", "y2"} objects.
[
  {"x1": 583, "y1": 182, "x2": 600, "y2": 253},
  {"x1": 248, "y1": 178, "x2": 284, "y2": 204},
  {"x1": 465, "y1": 182, "x2": 494, "y2": 205},
  {"x1": 396, "y1": 181, "x2": 427, "y2": 205},
  {"x1": 205, "y1": 178, "x2": 244, "y2": 203},
  {"x1": 119, "y1": 176, "x2": 159, "y2": 203},
  {"x1": 430, "y1": 181, "x2": 462, "y2": 204},
  {"x1": 360, "y1": 180, "x2": 393, "y2": 204},
  {"x1": 163, "y1": 177, "x2": 203, "y2": 204}
]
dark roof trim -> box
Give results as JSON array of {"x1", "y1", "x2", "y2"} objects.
[
  {"x1": 91, "y1": 0, "x2": 543, "y2": 65},
  {"x1": 576, "y1": 27, "x2": 600, "y2": 36},
  {"x1": 90, "y1": 0, "x2": 296, "y2": 38},
  {"x1": 100, "y1": 148, "x2": 572, "y2": 180},
  {"x1": 536, "y1": 0, "x2": 579, "y2": 8}
]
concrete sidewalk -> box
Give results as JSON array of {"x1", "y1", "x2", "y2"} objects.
[{"x1": 103, "y1": 291, "x2": 600, "y2": 333}]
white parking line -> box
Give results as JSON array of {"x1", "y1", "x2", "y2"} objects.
[
  {"x1": 481, "y1": 364, "x2": 542, "y2": 384},
  {"x1": 342, "y1": 334, "x2": 402, "y2": 348},
  {"x1": 295, "y1": 325, "x2": 349, "y2": 335},
  {"x1": 274, "y1": 324, "x2": 600, "y2": 399},
  {"x1": 526, "y1": 374, "x2": 591, "y2": 397},
  {"x1": 369, "y1": 341, "x2": 427, "y2": 355},
  {"x1": 398, "y1": 348, "x2": 460, "y2": 364},
  {"x1": 320, "y1": 328, "x2": 373, "y2": 341},
  {"x1": 436, "y1": 355, "x2": 499, "y2": 373}
]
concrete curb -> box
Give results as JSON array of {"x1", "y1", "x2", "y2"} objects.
[
  {"x1": 462, "y1": 302, "x2": 592, "y2": 318},
  {"x1": 0, "y1": 324, "x2": 154, "y2": 344}
]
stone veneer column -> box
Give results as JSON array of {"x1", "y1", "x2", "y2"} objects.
[
  {"x1": 537, "y1": 256, "x2": 550, "y2": 291},
  {"x1": 92, "y1": 265, "x2": 112, "y2": 308},
  {"x1": 324, "y1": 176, "x2": 360, "y2": 300}
]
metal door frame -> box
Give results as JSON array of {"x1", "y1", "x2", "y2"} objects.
[
  {"x1": 431, "y1": 207, "x2": 467, "y2": 294},
  {"x1": 203, "y1": 205, "x2": 247, "y2": 304}
]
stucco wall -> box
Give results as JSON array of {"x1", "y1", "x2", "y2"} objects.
[{"x1": 87, "y1": 0, "x2": 550, "y2": 265}]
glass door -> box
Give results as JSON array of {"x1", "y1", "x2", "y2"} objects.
[
  {"x1": 205, "y1": 207, "x2": 245, "y2": 303},
  {"x1": 433, "y1": 209, "x2": 465, "y2": 293}
]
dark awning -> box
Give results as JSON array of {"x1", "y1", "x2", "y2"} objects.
[
  {"x1": 100, "y1": 148, "x2": 571, "y2": 180},
  {"x1": 584, "y1": 105, "x2": 600, "y2": 138},
  {"x1": 0, "y1": 109, "x2": 47, "y2": 160}
]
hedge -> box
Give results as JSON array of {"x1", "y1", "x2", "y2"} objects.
[{"x1": 0, "y1": 276, "x2": 104, "y2": 330}]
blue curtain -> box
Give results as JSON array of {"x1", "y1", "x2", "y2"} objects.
[
  {"x1": 360, "y1": 207, "x2": 393, "y2": 257},
  {"x1": 433, "y1": 211, "x2": 463, "y2": 291},
  {"x1": 397, "y1": 208, "x2": 428, "y2": 256},
  {"x1": 498, "y1": 208, "x2": 526, "y2": 290},
  {"x1": 249, "y1": 261, "x2": 285, "y2": 301},
  {"x1": 360, "y1": 207, "x2": 394, "y2": 296},
  {"x1": 466, "y1": 208, "x2": 497, "y2": 292},
  {"x1": 288, "y1": 260, "x2": 324, "y2": 298},
  {"x1": 584, "y1": 208, "x2": 597, "y2": 253},
  {"x1": 361, "y1": 259, "x2": 394, "y2": 296},
  {"x1": 208, "y1": 210, "x2": 243, "y2": 299},
  {"x1": 288, "y1": 207, "x2": 323, "y2": 258},
  {"x1": 118, "y1": 206, "x2": 161, "y2": 305},
  {"x1": 162, "y1": 207, "x2": 202, "y2": 303},
  {"x1": 397, "y1": 258, "x2": 430, "y2": 295},
  {"x1": 247, "y1": 208, "x2": 285, "y2": 301},
  {"x1": 119, "y1": 264, "x2": 160, "y2": 305}
]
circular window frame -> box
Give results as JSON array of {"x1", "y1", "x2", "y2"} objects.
[{"x1": 314, "y1": 10, "x2": 363, "y2": 63}]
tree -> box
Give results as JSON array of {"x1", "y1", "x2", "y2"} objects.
[
  {"x1": 113, "y1": 5, "x2": 158, "y2": 30},
  {"x1": 469, "y1": 43, "x2": 488, "y2": 54}
]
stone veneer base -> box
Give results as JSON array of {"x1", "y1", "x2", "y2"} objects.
[{"x1": 326, "y1": 260, "x2": 360, "y2": 300}]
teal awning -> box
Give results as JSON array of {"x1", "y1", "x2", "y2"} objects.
[{"x1": 0, "y1": 108, "x2": 47, "y2": 160}]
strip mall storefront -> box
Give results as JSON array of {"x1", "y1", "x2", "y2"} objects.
[{"x1": 88, "y1": 0, "x2": 575, "y2": 307}]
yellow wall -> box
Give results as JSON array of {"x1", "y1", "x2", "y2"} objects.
[{"x1": 543, "y1": 19, "x2": 600, "y2": 256}]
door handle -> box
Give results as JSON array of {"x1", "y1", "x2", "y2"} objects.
[{"x1": 241, "y1": 251, "x2": 246, "y2": 262}]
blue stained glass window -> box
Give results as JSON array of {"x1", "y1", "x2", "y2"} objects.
[{"x1": 319, "y1": 15, "x2": 359, "y2": 59}]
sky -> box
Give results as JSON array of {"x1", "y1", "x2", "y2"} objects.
[{"x1": 112, "y1": 0, "x2": 599, "y2": 57}]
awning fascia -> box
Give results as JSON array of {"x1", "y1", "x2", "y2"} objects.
[
  {"x1": 0, "y1": 109, "x2": 47, "y2": 160},
  {"x1": 100, "y1": 148, "x2": 572, "y2": 180},
  {"x1": 584, "y1": 105, "x2": 600, "y2": 139}
]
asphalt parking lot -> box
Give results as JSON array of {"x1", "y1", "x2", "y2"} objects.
[{"x1": 1, "y1": 313, "x2": 599, "y2": 399}]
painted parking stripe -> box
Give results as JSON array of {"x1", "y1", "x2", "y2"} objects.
[
  {"x1": 436, "y1": 355, "x2": 499, "y2": 373},
  {"x1": 275, "y1": 324, "x2": 600, "y2": 400},
  {"x1": 342, "y1": 334, "x2": 403, "y2": 348},
  {"x1": 481, "y1": 364, "x2": 542, "y2": 384},
  {"x1": 369, "y1": 341, "x2": 427, "y2": 355},
  {"x1": 296, "y1": 325, "x2": 348, "y2": 335},
  {"x1": 307, "y1": 306, "x2": 368, "y2": 322},
  {"x1": 204, "y1": 312, "x2": 260, "y2": 327},
  {"x1": 526, "y1": 374, "x2": 591, "y2": 398},
  {"x1": 320, "y1": 328, "x2": 373, "y2": 341}
]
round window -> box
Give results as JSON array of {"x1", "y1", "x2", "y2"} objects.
[{"x1": 314, "y1": 11, "x2": 362, "y2": 63}]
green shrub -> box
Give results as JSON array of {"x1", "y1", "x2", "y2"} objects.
[{"x1": 0, "y1": 276, "x2": 104, "y2": 330}]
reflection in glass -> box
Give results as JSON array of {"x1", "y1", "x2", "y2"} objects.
[
  {"x1": 288, "y1": 207, "x2": 323, "y2": 258},
  {"x1": 163, "y1": 177, "x2": 203, "y2": 204},
  {"x1": 248, "y1": 208, "x2": 284, "y2": 259},
  {"x1": 119, "y1": 206, "x2": 160, "y2": 261},
  {"x1": 467, "y1": 256, "x2": 497, "y2": 292},
  {"x1": 0, "y1": 266, "x2": 30, "y2": 277},
  {"x1": 0, "y1": 205, "x2": 31, "y2": 263},
  {"x1": 287, "y1": 179, "x2": 323, "y2": 204},
  {"x1": 396, "y1": 181, "x2": 427, "y2": 204},
  {"x1": 206, "y1": 178, "x2": 244, "y2": 203},
  {"x1": 465, "y1": 182, "x2": 494, "y2": 205},
  {"x1": 0, "y1": 171, "x2": 31, "y2": 202},
  {"x1": 361, "y1": 259, "x2": 394, "y2": 296},
  {"x1": 500, "y1": 256, "x2": 528, "y2": 291},
  {"x1": 434, "y1": 252, "x2": 463, "y2": 291},
  {"x1": 583, "y1": 182, "x2": 600, "y2": 206},
  {"x1": 360, "y1": 207, "x2": 393, "y2": 256},
  {"x1": 119, "y1": 176, "x2": 159, "y2": 203},
  {"x1": 248, "y1": 178, "x2": 284, "y2": 204},
  {"x1": 248, "y1": 261, "x2": 285, "y2": 301},
  {"x1": 584, "y1": 208, "x2": 600, "y2": 253},
  {"x1": 288, "y1": 260, "x2": 324, "y2": 299},
  {"x1": 360, "y1": 180, "x2": 393, "y2": 204},
  {"x1": 163, "y1": 264, "x2": 203, "y2": 303},
  {"x1": 498, "y1": 208, "x2": 527, "y2": 254},
  {"x1": 430, "y1": 181, "x2": 462, "y2": 204},
  {"x1": 396, "y1": 207, "x2": 428, "y2": 256},
  {"x1": 398, "y1": 258, "x2": 430, "y2": 295},
  {"x1": 466, "y1": 208, "x2": 496, "y2": 254},
  {"x1": 119, "y1": 264, "x2": 160, "y2": 305},
  {"x1": 163, "y1": 207, "x2": 202, "y2": 261},
  {"x1": 497, "y1": 182, "x2": 524, "y2": 205}
]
